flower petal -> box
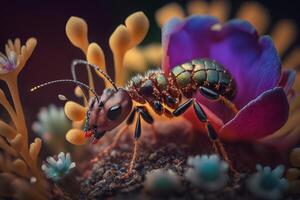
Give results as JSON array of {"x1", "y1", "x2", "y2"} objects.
[
  {"x1": 278, "y1": 69, "x2": 296, "y2": 94},
  {"x1": 162, "y1": 17, "x2": 282, "y2": 124},
  {"x1": 162, "y1": 16, "x2": 219, "y2": 73},
  {"x1": 210, "y1": 20, "x2": 281, "y2": 108},
  {"x1": 219, "y1": 87, "x2": 289, "y2": 141}
]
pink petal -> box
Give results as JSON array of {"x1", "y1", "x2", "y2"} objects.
[
  {"x1": 219, "y1": 87, "x2": 289, "y2": 141},
  {"x1": 278, "y1": 69, "x2": 296, "y2": 94}
]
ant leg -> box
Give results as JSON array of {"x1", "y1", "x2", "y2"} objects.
[
  {"x1": 219, "y1": 96, "x2": 238, "y2": 114},
  {"x1": 199, "y1": 86, "x2": 239, "y2": 114},
  {"x1": 151, "y1": 125, "x2": 158, "y2": 144},
  {"x1": 173, "y1": 98, "x2": 238, "y2": 175},
  {"x1": 137, "y1": 106, "x2": 158, "y2": 144},
  {"x1": 124, "y1": 111, "x2": 142, "y2": 178},
  {"x1": 193, "y1": 100, "x2": 239, "y2": 176},
  {"x1": 91, "y1": 126, "x2": 128, "y2": 163},
  {"x1": 90, "y1": 109, "x2": 136, "y2": 164}
]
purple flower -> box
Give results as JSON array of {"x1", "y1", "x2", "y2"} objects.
[{"x1": 162, "y1": 16, "x2": 295, "y2": 142}]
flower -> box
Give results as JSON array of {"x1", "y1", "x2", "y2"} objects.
[
  {"x1": 0, "y1": 38, "x2": 37, "y2": 75},
  {"x1": 144, "y1": 169, "x2": 181, "y2": 194},
  {"x1": 125, "y1": 1, "x2": 298, "y2": 150},
  {"x1": 32, "y1": 104, "x2": 72, "y2": 142},
  {"x1": 162, "y1": 15, "x2": 293, "y2": 144},
  {"x1": 0, "y1": 51, "x2": 17, "y2": 74},
  {"x1": 41, "y1": 152, "x2": 76, "y2": 182},
  {"x1": 247, "y1": 165, "x2": 288, "y2": 200},
  {"x1": 185, "y1": 154, "x2": 228, "y2": 191},
  {"x1": 286, "y1": 147, "x2": 300, "y2": 193}
]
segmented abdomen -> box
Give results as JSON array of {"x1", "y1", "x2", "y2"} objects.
[
  {"x1": 126, "y1": 58, "x2": 236, "y2": 116},
  {"x1": 171, "y1": 58, "x2": 236, "y2": 99}
]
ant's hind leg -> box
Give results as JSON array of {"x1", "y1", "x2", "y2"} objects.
[
  {"x1": 199, "y1": 86, "x2": 239, "y2": 114},
  {"x1": 193, "y1": 100, "x2": 239, "y2": 176},
  {"x1": 173, "y1": 98, "x2": 239, "y2": 175}
]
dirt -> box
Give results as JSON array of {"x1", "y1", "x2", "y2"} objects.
[{"x1": 72, "y1": 118, "x2": 293, "y2": 200}]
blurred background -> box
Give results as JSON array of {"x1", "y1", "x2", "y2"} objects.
[{"x1": 0, "y1": 0, "x2": 300, "y2": 135}]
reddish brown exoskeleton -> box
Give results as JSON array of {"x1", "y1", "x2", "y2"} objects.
[{"x1": 31, "y1": 59, "x2": 239, "y2": 176}]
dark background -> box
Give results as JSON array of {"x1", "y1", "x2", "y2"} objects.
[{"x1": 0, "y1": 0, "x2": 300, "y2": 132}]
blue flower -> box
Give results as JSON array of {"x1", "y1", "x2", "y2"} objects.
[
  {"x1": 185, "y1": 154, "x2": 228, "y2": 191},
  {"x1": 41, "y1": 152, "x2": 76, "y2": 182},
  {"x1": 144, "y1": 169, "x2": 180, "y2": 194},
  {"x1": 32, "y1": 104, "x2": 72, "y2": 141},
  {"x1": 247, "y1": 164, "x2": 288, "y2": 200}
]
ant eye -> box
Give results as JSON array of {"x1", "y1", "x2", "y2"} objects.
[{"x1": 107, "y1": 105, "x2": 122, "y2": 120}]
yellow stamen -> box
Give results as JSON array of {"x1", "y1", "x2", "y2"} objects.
[
  {"x1": 271, "y1": 20, "x2": 297, "y2": 56},
  {"x1": 87, "y1": 43, "x2": 111, "y2": 87},
  {"x1": 65, "y1": 16, "x2": 89, "y2": 53},
  {"x1": 143, "y1": 43, "x2": 163, "y2": 67},
  {"x1": 283, "y1": 47, "x2": 300, "y2": 69},
  {"x1": 236, "y1": 2, "x2": 270, "y2": 34},
  {"x1": 12, "y1": 159, "x2": 30, "y2": 178},
  {"x1": 155, "y1": 3, "x2": 185, "y2": 27},
  {"x1": 109, "y1": 25, "x2": 131, "y2": 86},
  {"x1": 209, "y1": 0, "x2": 230, "y2": 22},
  {"x1": 125, "y1": 11, "x2": 149, "y2": 47},
  {"x1": 187, "y1": 0, "x2": 209, "y2": 15},
  {"x1": 124, "y1": 47, "x2": 147, "y2": 72},
  {"x1": 64, "y1": 101, "x2": 87, "y2": 121},
  {"x1": 66, "y1": 128, "x2": 87, "y2": 145}
]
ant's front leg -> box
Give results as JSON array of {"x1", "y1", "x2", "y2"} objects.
[
  {"x1": 124, "y1": 106, "x2": 155, "y2": 177},
  {"x1": 90, "y1": 109, "x2": 136, "y2": 164},
  {"x1": 173, "y1": 98, "x2": 239, "y2": 176}
]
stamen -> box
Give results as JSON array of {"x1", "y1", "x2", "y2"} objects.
[
  {"x1": 236, "y1": 2, "x2": 270, "y2": 34},
  {"x1": 209, "y1": 0, "x2": 230, "y2": 22},
  {"x1": 155, "y1": 3, "x2": 185, "y2": 27},
  {"x1": 271, "y1": 20, "x2": 297, "y2": 56},
  {"x1": 187, "y1": 1, "x2": 209, "y2": 15},
  {"x1": 65, "y1": 16, "x2": 89, "y2": 53},
  {"x1": 283, "y1": 47, "x2": 300, "y2": 69}
]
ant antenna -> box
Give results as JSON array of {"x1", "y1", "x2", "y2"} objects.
[
  {"x1": 31, "y1": 79, "x2": 100, "y2": 102},
  {"x1": 71, "y1": 59, "x2": 118, "y2": 91}
]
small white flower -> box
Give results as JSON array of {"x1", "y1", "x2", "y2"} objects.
[
  {"x1": 42, "y1": 152, "x2": 76, "y2": 182},
  {"x1": 32, "y1": 104, "x2": 72, "y2": 140},
  {"x1": 185, "y1": 154, "x2": 229, "y2": 191},
  {"x1": 247, "y1": 164, "x2": 288, "y2": 200},
  {"x1": 0, "y1": 50, "x2": 18, "y2": 74},
  {"x1": 144, "y1": 169, "x2": 180, "y2": 194}
]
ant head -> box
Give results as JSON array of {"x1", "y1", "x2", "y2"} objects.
[
  {"x1": 85, "y1": 88, "x2": 132, "y2": 141},
  {"x1": 31, "y1": 59, "x2": 133, "y2": 144}
]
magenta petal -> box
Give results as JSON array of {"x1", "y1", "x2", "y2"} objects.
[
  {"x1": 219, "y1": 87, "x2": 289, "y2": 141},
  {"x1": 162, "y1": 16, "x2": 219, "y2": 73},
  {"x1": 210, "y1": 20, "x2": 281, "y2": 108},
  {"x1": 278, "y1": 69, "x2": 296, "y2": 94}
]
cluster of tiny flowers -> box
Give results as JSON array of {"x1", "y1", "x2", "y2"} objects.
[
  {"x1": 41, "y1": 152, "x2": 76, "y2": 182},
  {"x1": 32, "y1": 104, "x2": 72, "y2": 141},
  {"x1": 144, "y1": 169, "x2": 181, "y2": 194},
  {"x1": 247, "y1": 164, "x2": 288, "y2": 200},
  {"x1": 185, "y1": 154, "x2": 229, "y2": 191},
  {"x1": 0, "y1": 51, "x2": 17, "y2": 74}
]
